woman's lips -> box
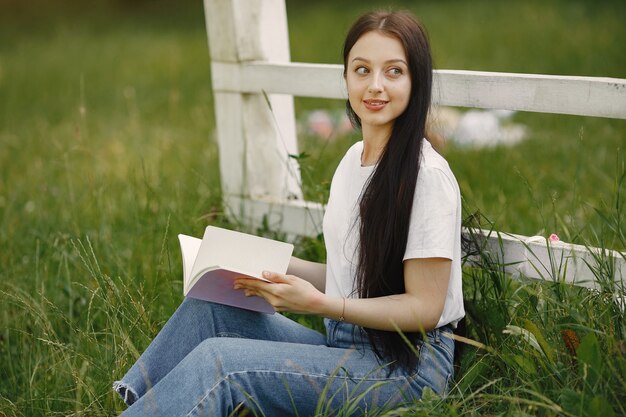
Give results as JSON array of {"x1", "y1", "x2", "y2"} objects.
[{"x1": 363, "y1": 99, "x2": 388, "y2": 111}]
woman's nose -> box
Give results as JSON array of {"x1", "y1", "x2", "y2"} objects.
[{"x1": 367, "y1": 73, "x2": 383, "y2": 93}]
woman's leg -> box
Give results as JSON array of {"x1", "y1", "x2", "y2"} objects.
[
  {"x1": 113, "y1": 298, "x2": 325, "y2": 405},
  {"x1": 121, "y1": 337, "x2": 412, "y2": 417},
  {"x1": 119, "y1": 321, "x2": 455, "y2": 417}
]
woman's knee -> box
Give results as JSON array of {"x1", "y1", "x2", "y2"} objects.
[
  {"x1": 179, "y1": 298, "x2": 246, "y2": 323},
  {"x1": 178, "y1": 296, "x2": 210, "y2": 315},
  {"x1": 190, "y1": 337, "x2": 241, "y2": 372},
  {"x1": 175, "y1": 298, "x2": 232, "y2": 327}
]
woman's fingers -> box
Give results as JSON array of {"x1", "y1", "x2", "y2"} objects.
[
  {"x1": 233, "y1": 272, "x2": 318, "y2": 314},
  {"x1": 262, "y1": 270, "x2": 290, "y2": 283},
  {"x1": 234, "y1": 277, "x2": 278, "y2": 300},
  {"x1": 234, "y1": 271, "x2": 289, "y2": 291},
  {"x1": 243, "y1": 289, "x2": 257, "y2": 297}
]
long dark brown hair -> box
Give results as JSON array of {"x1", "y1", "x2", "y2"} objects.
[{"x1": 343, "y1": 11, "x2": 433, "y2": 372}]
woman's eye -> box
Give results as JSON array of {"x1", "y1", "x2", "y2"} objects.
[
  {"x1": 387, "y1": 68, "x2": 402, "y2": 77},
  {"x1": 355, "y1": 66, "x2": 369, "y2": 75}
]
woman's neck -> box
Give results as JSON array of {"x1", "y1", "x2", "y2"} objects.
[{"x1": 361, "y1": 125, "x2": 391, "y2": 166}]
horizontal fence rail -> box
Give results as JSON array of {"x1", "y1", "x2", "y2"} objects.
[
  {"x1": 211, "y1": 61, "x2": 626, "y2": 119},
  {"x1": 466, "y1": 229, "x2": 626, "y2": 290}
]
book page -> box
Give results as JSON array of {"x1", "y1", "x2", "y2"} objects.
[
  {"x1": 190, "y1": 226, "x2": 294, "y2": 287},
  {"x1": 178, "y1": 234, "x2": 202, "y2": 294}
]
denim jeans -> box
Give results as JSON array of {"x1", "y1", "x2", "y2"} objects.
[{"x1": 113, "y1": 298, "x2": 454, "y2": 416}]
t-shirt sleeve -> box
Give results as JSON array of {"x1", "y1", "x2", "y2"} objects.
[{"x1": 403, "y1": 165, "x2": 460, "y2": 261}]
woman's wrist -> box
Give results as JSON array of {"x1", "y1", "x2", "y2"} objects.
[{"x1": 316, "y1": 295, "x2": 346, "y2": 322}]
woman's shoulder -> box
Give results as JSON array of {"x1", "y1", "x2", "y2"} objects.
[
  {"x1": 420, "y1": 139, "x2": 450, "y2": 171},
  {"x1": 345, "y1": 140, "x2": 363, "y2": 159},
  {"x1": 417, "y1": 139, "x2": 460, "y2": 193},
  {"x1": 335, "y1": 140, "x2": 363, "y2": 169}
]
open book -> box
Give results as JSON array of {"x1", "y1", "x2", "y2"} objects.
[{"x1": 178, "y1": 226, "x2": 294, "y2": 313}]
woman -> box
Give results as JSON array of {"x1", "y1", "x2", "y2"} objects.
[{"x1": 114, "y1": 10, "x2": 464, "y2": 416}]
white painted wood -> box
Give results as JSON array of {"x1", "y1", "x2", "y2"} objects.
[
  {"x1": 232, "y1": 0, "x2": 290, "y2": 62},
  {"x1": 225, "y1": 195, "x2": 325, "y2": 238},
  {"x1": 433, "y1": 70, "x2": 626, "y2": 120},
  {"x1": 203, "y1": 0, "x2": 238, "y2": 62},
  {"x1": 212, "y1": 62, "x2": 626, "y2": 119},
  {"x1": 232, "y1": 0, "x2": 302, "y2": 201},
  {"x1": 203, "y1": 0, "x2": 302, "y2": 202},
  {"x1": 203, "y1": 0, "x2": 242, "y2": 197},
  {"x1": 211, "y1": 62, "x2": 347, "y2": 99},
  {"x1": 212, "y1": 92, "x2": 246, "y2": 196},
  {"x1": 465, "y1": 229, "x2": 625, "y2": 288}
]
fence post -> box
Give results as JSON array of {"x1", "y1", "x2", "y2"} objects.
[{"x1": 203, "y1": 0, "x2": 302, "y2": 220}]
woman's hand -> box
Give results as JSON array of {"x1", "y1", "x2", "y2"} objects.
[{"x1": 233, "y1": 271, "x2": 325, "y2": 314}]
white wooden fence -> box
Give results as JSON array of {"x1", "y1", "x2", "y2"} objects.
[{"x1": 203, "y1": 0, "x2": 626, "y2": 289}]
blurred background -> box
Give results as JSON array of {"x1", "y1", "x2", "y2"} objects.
[{"x1": 0, "y1": 0, "x2": 625, "y2": 414}]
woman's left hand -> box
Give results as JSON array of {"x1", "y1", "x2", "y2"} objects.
[{"x1": 233, "y1": 271, "x2": 325, "y2": 314}]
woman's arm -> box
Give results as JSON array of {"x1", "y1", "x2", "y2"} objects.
[
  {"x1": 287, "y1": 256, "x2": 326, "y2": 293},
  {"x1": 234, "y1": 257, "x2": 450, "y2": 333},
  {"x1": 319, "y1": 257, "x2": 450, "y2": 332}
]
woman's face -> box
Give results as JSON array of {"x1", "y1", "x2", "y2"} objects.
[{"x1": 346, "y1": 31, "x2": 411, "y2": 137}]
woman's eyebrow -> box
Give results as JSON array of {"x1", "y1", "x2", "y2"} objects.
[{"x1": 351, "y1": 57, "x2": 408, "y2": 65}]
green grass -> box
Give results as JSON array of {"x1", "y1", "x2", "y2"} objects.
[{"x1": 0, "y1": 0, "x2": 625, "y2": 415}]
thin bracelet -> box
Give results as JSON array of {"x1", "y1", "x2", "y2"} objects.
[{"x1": 338, "y1": 297, "x2": 346, "y2": 322}]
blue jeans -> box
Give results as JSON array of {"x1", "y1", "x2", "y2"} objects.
[{"x1": 113, "y1": 298, "x2": 454, "y2": 416}]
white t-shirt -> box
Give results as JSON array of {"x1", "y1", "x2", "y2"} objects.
[{"x1": 322, "y1": 140, "x2": 464, "y2": 328}]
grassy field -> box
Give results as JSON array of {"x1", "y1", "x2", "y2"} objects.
[{"x1": 1, "y1": 0, "x2": 625, "y2": 415}]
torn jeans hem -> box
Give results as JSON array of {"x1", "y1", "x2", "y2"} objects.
[{"x1": 113, "y1": 380, "x2": 138, "y2": 406}]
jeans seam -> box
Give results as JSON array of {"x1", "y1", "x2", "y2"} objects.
[
  {"x1": 425, "y1": 332, "x2": 454, "y2": 359},
  {"x1": 227, "y1": 369, "x2": 410, "y2": 382},
  {"x1": 439, "y1": 341, "x2": 454, "y2": 359},
  {"x1": 409, "y1": 340, "x2": 424, "y2": 379},
  {"x1": 437, "y1": 334, "x2": 455, "y2": 359},
  {"x1": 186, "y1": 377, "x2": 227, "y2": 417},
  {"x1": 217, "y1": 332, "x2": 243, "y2": 338}
]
